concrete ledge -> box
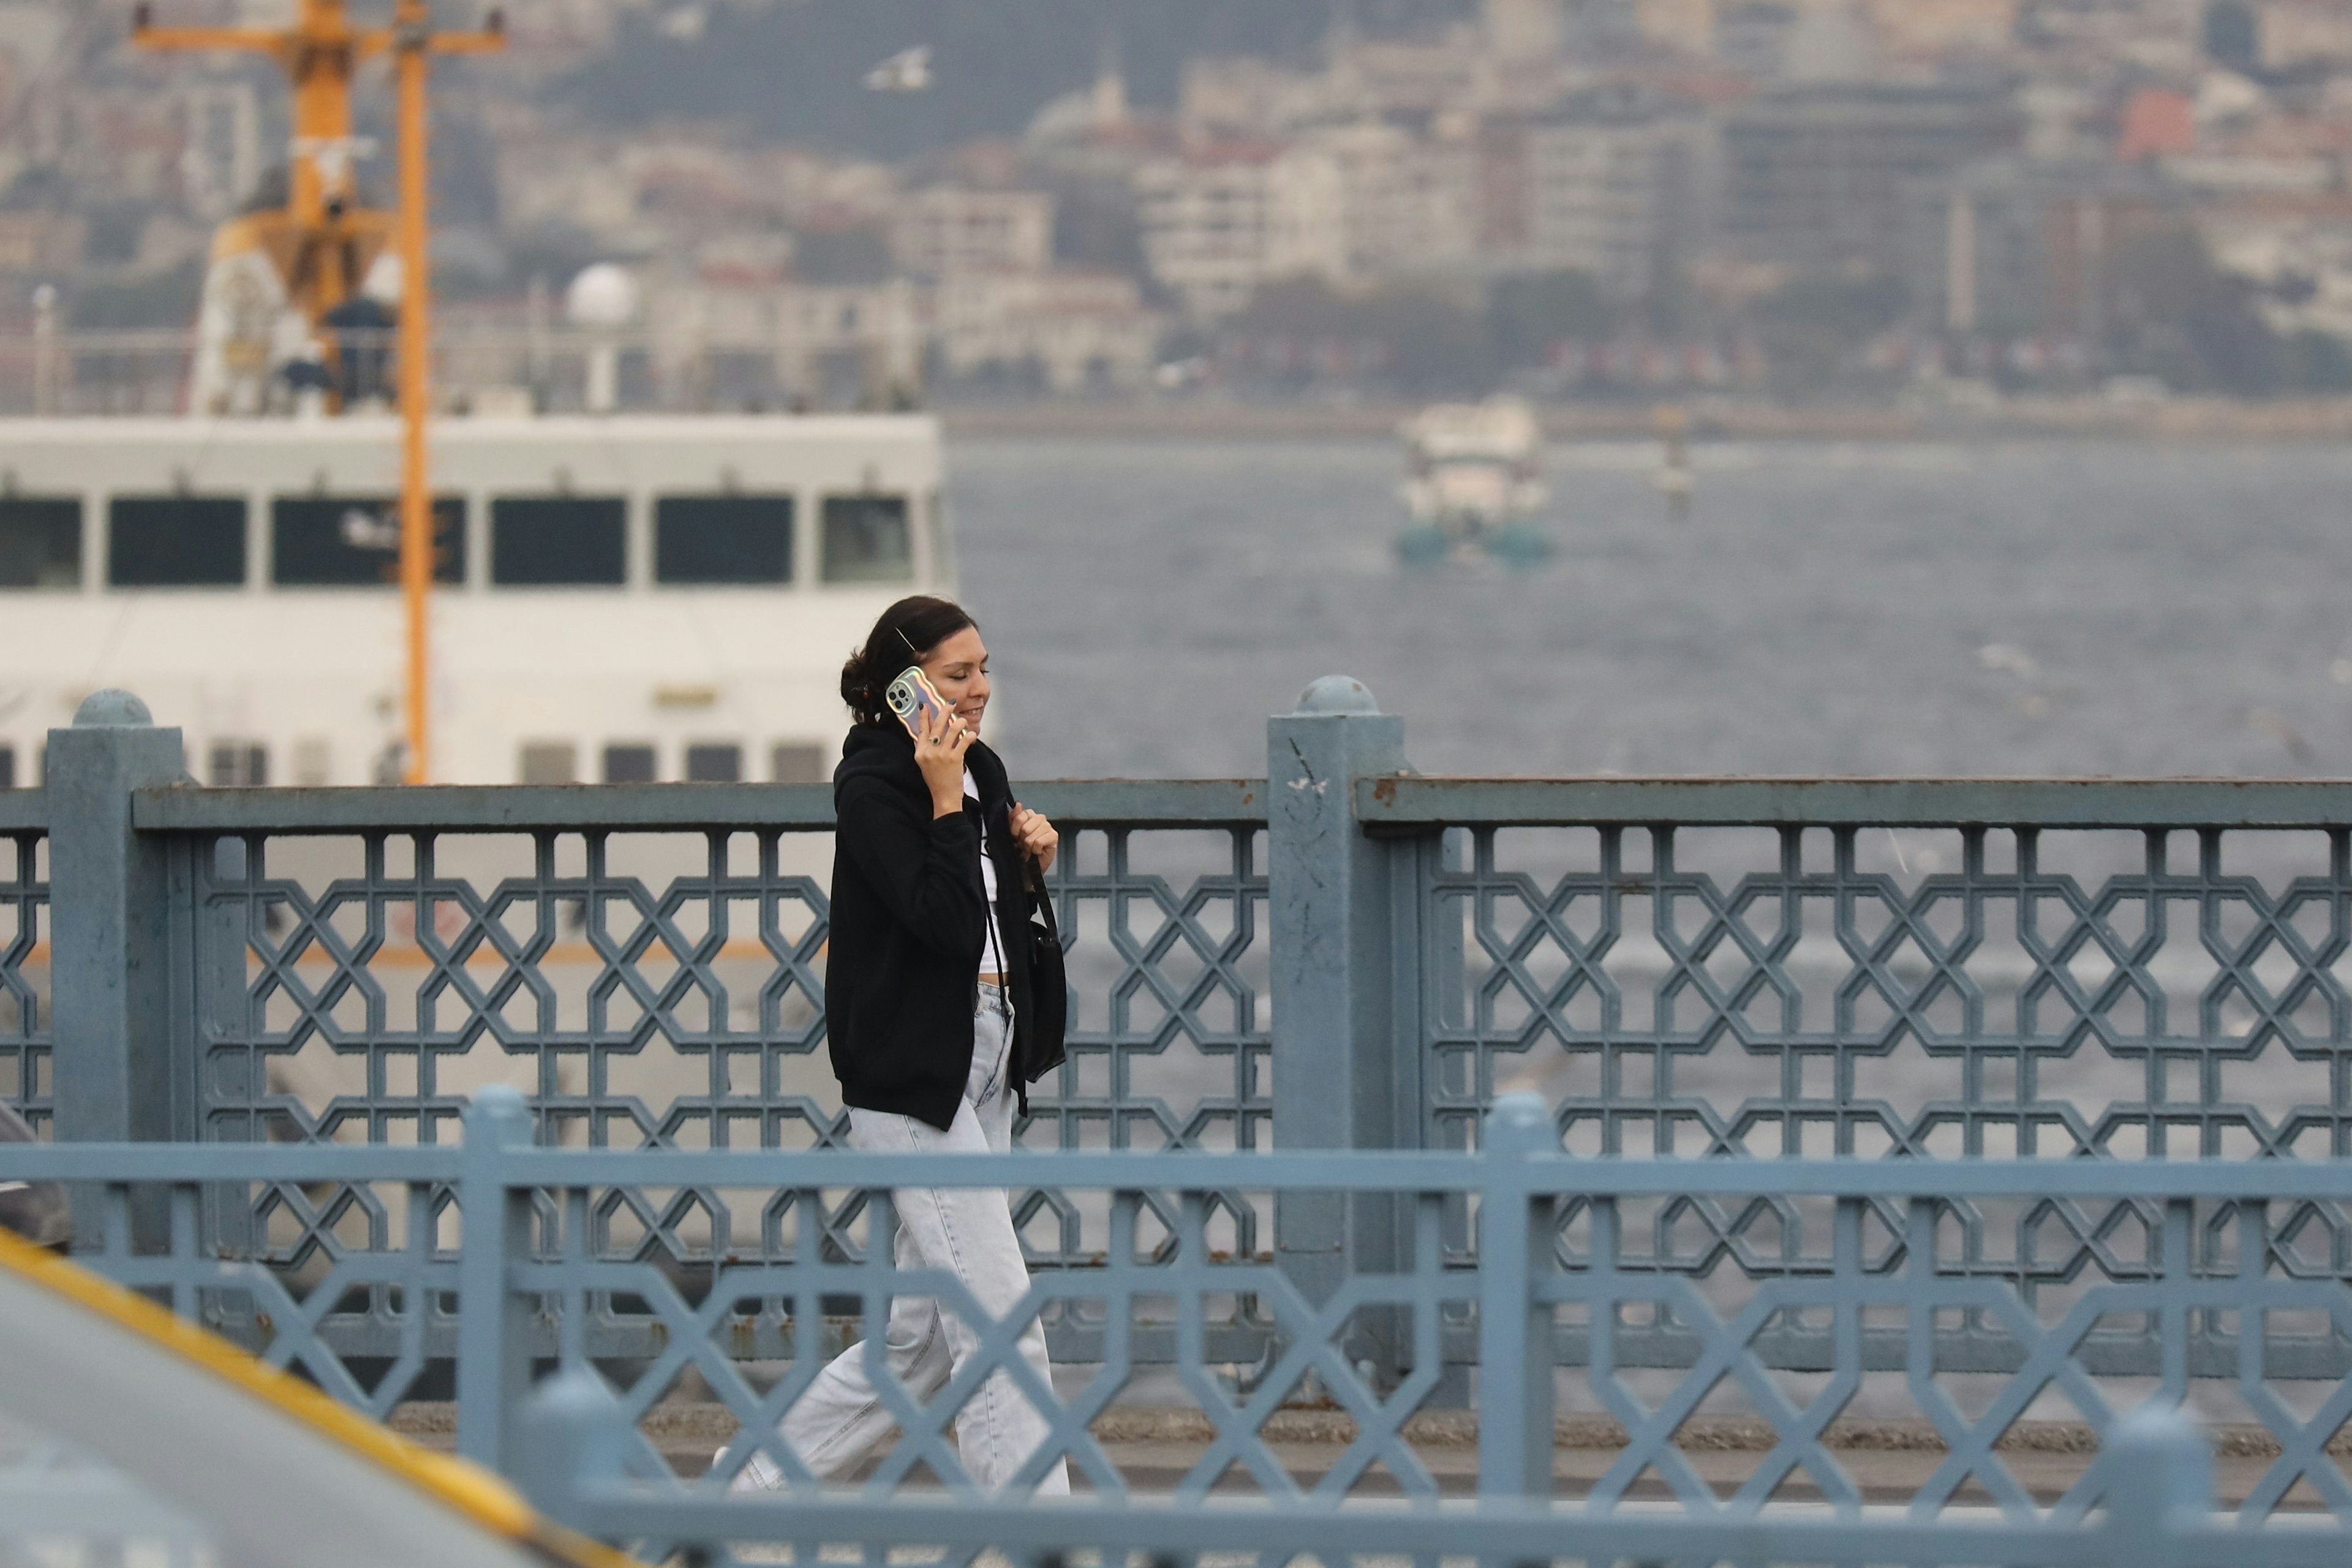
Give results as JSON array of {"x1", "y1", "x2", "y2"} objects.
[{"x1": 390, "y1": 1400, "x2": 2350, "y2": 1457}]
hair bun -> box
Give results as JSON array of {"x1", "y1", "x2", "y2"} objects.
[{"x1": 843, "y1": 596, "x2": 974, "y2": 726}]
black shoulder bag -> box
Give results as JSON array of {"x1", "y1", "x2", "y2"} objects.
[{"x1": 1020, "y1": 861, "x2": 1069, "y2": 1092}]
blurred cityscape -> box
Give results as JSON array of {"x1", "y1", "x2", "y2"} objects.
[{"x1": 4, "y1": 0, "x2": 2352, "y2": 410}]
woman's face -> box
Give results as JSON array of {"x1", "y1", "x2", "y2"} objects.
[{"x1": 920, "y1": 625, "x2": 990, "y2": 737}]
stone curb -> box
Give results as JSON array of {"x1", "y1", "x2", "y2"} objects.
[{"x1": 388, "y1": 1402, "x2": 2343, "y2": 1458}]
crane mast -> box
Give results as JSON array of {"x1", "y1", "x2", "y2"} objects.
[{"x1": 134, "y1": 2, "x2": 506, "y2": 785}]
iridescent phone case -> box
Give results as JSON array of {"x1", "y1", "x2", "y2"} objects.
[{"x1": 884, "y1": 666, "x2": 950, "y2": 738}]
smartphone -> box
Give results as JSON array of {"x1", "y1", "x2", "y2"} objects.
[{"x1": 884, "y1": 666, "x2": 952, "y2": 739}]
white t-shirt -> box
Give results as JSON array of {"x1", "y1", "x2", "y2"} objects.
[{"x1": 963, "y1": 769, "x2": 1008, "y2": 977}]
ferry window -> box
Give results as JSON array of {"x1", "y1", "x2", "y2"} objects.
[
  {"x1": 208, "y1": 741, "x2": 267, "y2": 787},
  {"x1": 0, "y1": 745, "x2": 13, "y2": 789},
  {"x1": 272, "y1": 497, "x2": 465, "y2": 586},
  {"x1": 108, "y1": 497, "x2": 246, "y2": 587},
  {"x1": 820, "y1": 495, "x2": 912, "y2": 584},
  {"x1": 685, "y1": 743, "x2": 742, "y2": 782},
  {"x1": 601, "y1": 744, "x2": 656, "y2": 783},
  {"x1": 490, "y1": 497, "x2": 625, "y2": 586},
  {"x1": 0, "y1": 498, "x2": 81, "y2": 589},
  {"x1": 771, "y1": 742, "x2": 825, "y2": 784},
  {"x1": 655, "y1": 496, "x2": 793, "y2": 584},
  {"x1": 519, "y1": 742, "x2": 578, "y2": 785}
]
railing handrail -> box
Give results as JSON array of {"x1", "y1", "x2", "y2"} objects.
[
  {"x1": 15, "y1": 1139, "x2": 2352, "y2": 1201},
  {"x1": 546, "y1": 1491, "x2": 2332, "y2": 1568},
  {"x1": 44, "y1": 773, "x2": 2352, "y2": 835},
  {"x1": 125, "y1": 777, "x2": 1268, "y2": 832},
  {"x1": 0, "y1": 795, "x2": 47, "y2": 832},
  {"x1": 1357, "y1": 774, "x2": 2352, "y2": 828},
  {"x1": 64, "y1": 771, "x2": 2352, "y2": 832}
]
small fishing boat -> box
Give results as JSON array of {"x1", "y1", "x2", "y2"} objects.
[{"x1": 1395, "y1": 396, "x2": 1550, "y2": 566}]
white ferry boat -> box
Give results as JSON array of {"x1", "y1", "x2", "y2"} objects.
[
  {"x1": 0, "y1": 413, "x2": 946, "y2": 789},
  {"x1": 0, "y1": 2, "x2": 948, "y2": 791}
]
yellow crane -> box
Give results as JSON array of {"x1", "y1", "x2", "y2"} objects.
[{"x1": 134, "y1": 2, "x2": 506, "y2": 785}]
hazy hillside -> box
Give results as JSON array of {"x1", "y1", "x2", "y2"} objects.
[{"x1": 552, "y1": 0, "x2": 1472, "y2": 157}]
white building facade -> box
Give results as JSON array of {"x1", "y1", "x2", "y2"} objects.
[
  {"x1": 1470, "y1": 92, "x2": 1713, "y2": 299},
  {"x1": 1135, "y1": 145, "x2": 1348, "y2": 319},
  {"x1": 932, "y1": 269, "x2": 1168, "y2": 391},
  {"x1": 1523, "y1": 111, "x2": 1701, "y2": 297},
  {"x1": 1298, "y1": 120, "x2": 1480, "y2": 281},
  {"x1": 888, "y1": 187, "x2": 1057, "y2": 280}
]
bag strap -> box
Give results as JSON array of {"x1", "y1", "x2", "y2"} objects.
[{"x1": 1022, "y1": 859, "x2": 1061, "y2": 940}]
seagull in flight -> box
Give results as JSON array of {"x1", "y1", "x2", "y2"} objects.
[{"x1": 864, "y1": 44, "x2": 933, "y2": 92}]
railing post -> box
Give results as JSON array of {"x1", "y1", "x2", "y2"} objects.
[
  {"x1": 457, "y1": 1084, "x2": 537, "y2": 1472},
  {"x1": 45, "y1": 690, "x2": 188, "y2": 1249},
  {"x1": 1267, "y1": 677, "x2": 1409, "y2": 1328},
  {"x1": 2098, "y1": 1404, "x2": 2213, "y2": 1567},
  {"x1": 1477, "y1": 1093, "x2": 1556, "y2": 1502},
  {"x1": 513, "y1": 1368, "x2": 630, "y2": 1534}
]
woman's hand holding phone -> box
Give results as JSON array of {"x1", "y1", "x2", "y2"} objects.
[{"x1": 913, "y1": 703, "x2": 971, "y2": 818}]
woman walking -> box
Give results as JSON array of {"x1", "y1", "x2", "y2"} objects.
[{"x1": 733, "y1": 595, "x2": 1071, "y2": 1496}]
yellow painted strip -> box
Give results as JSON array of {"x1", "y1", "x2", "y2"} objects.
[{"x1": 0, "y1": 1226, "x2": 638, "y2": 1567}]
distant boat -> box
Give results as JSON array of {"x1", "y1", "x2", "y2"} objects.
[
  {"x1": 1396, "y1": 396, "x2": 1550, "y2": 566},
  {"x1": 864, "y1": 45, "x2": 933, "y2": 92}
]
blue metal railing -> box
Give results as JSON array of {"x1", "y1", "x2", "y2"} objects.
[
  {"x1": 10, "y1": 683, "x2": 2352, "y2": 1561},
  {"x1": 15, "y1": 691, "x2": 2352, "y2": 1189},
  {"x1": 10, "y1": 1090, "x2": 2352, "y2": 1563},
  {"x1": 0, "y1": 794, "x2": 47, "y2": 1135}
]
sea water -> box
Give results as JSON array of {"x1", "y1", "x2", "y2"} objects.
[{"x1": 954, "y1": 437, "x2": 2352, "y2": 780}]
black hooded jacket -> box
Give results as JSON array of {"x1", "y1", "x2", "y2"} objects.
[{"x1": 826, "y1": 720, "x2": 1040, "y2": 1131}]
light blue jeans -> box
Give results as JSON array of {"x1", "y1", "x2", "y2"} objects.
[{"x1": 734, "y1": 984, "x2": 1071, "y2": 1495}]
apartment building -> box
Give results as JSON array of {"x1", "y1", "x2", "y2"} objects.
[
  {"x1": 1477, "y1": 91, "x2": 1711, "y2": 298},
  {"x1": 888, "y1": 187, "x2": 1056, "y2": 280},
  {"x1": 1134, "y1": 143, "x2": 1347, "y2": 319},
  {"x1": 1300, "y1": 120, "x2": 1479, "y2": 280},
  {"x1": 932, "y1": 268, "x2": 1168, "y2": 391},
  {"x1": 1908, "y1": 156, "x2": 2182, "y2": 341},
  {"x1": 1724, "y1": 81, "x2": 2021, "y2": 271},
  {"x1": 2254, "y1": 0, "x2": 2352, "y2": 70}
]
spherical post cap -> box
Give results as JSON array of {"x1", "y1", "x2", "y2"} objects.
[
  {"x1": 524, "y1": 1366, "x2": 625, "y2": 1427},
  {"x1": 1485, "y1": 1091, "x2": 1556, "y2": 1155},
  {"x1": 1294, "y1": 676, "x2": 1381, "y2": 716},
  {"x1": 72, "y1": 690, "x2": 154, "y2": 728},
  {"x1": 466, "y1": 1084, "x2": 534, "y2": 1144}
]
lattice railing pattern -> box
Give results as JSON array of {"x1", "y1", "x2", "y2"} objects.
[
  {"x1": 18, "y1": 1130, "x2": 2352, "y2": 1559},
  {"x1": 0, "y1": 831, "x2": 48, "y2": 1133},
  {"x1": 645, "y1": 1185, "x2": 1430, "y2": 1504},
  {"x1": 1428, "y1": 825, "x2": 2352, "y2": 1160},
  {"x1": 197, "y1": 830, "x2": 839, "y2": 1150},
  {"x1": 1428, "y1": 824, "x2": 2352, "y2": 1321},
  {"x1": 1027, "y1": 825, "x2": 1270, "y2": 1156},
  {"x1": 190, "y1": 821, "x2": 1268, "y2": 1289},
  {"x1": 1548, "y1": 1191, "x2": 2254, "y2": 1373},
  {"x1": 1561, "y1": 1192, "x2": 2352, "y2": 1517}
]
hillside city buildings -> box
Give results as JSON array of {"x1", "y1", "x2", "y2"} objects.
[{"x1": 6, "y1": 0, "x2": 2352, "y2": 402}]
